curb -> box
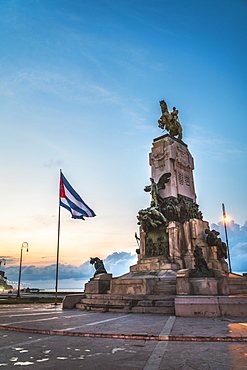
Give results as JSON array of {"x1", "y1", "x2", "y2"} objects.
[{"x1": 0, "y1": 325, "x2": 246, "y2": 342}]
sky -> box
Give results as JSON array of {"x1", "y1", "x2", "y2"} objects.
[{"x1": 0, "y1": 0, "x2": 247, "y2": 288}]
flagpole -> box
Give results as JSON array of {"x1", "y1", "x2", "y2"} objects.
[{"x1": 55, "y1": 169, "x2": 62, "y2": 305}]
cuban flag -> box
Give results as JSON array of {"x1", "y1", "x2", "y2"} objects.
[{"x1": 60, "y1": 172, "x2": 96, "y2": 220}]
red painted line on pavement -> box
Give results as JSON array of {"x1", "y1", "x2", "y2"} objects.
[
  {"x1": 168, "y1": 335, "x2": 247, "y2": 342},
  {"x1": 0, "y1": 325, "x2": 246, "y2": 342}
]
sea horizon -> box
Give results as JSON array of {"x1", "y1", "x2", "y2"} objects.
[{"x1": 6, "y1": 278, "x2": 89, "y2": 291}]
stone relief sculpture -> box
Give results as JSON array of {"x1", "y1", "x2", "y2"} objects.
[
  {"x1": 161, "y1": 195, "x2": 203, "y2": 223},
  {"x1": 90, "y1": 257, "x2": 107, "y2": 278},
  {"x1": 145, "y1": 235, "x2": 169, "y2": 257},
  {"x1": 144, "y1": 173, "x2": 171, "y2": 207},
  {"x1": 158, "y1": 100, "x2": 183, "y2": 140},
  {"x1": 205, "y1": 229, "x2": 227, "y2": 261}
]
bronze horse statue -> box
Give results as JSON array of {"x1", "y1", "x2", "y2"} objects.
[{"x1": 158, "y1": 100, "x2": 183, "y2": 140}]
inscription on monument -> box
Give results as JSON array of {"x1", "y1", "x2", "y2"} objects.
[
  {"x1": 185, "y1": 175, "x2": 190, "y2": 186},
  {"x1": 178, "y1": 172, "x2": 184, "y2": 185}
]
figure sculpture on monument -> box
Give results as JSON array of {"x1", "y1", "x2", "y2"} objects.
[
  {"x1": 144, "y1": 173, "x2": 171, "y2": 208},
  {"x1": 148, "y1": 178, "x2": 160, "y2": 207},
  {"x1": 158, "y1": 100, "x2": 183, "y2": 140},
  {"x1": 205, "y1": 229, "x2": 227, "y2": 261},
  {"x1": 137, "y1": 206, "x2": 168, "y2": 232},
  {"x1": 193, "y1": 245, "x2": 210, "y2": 273},
  {"x1": 90, "y1": 257, "x2": 107, "y2": 278}
]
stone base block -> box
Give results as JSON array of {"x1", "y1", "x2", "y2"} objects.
[
  {"x1": 218, "y1": 296, "x2": 247, "y2": 317},
  {"x1": 175, "y1": 296, "x2": 247, "y2": 317},
  {"x1": 84, "y1": 273, "x2": 112, "y2": 294},
  {"x1": 175, "y1": 296, "x2": 221, "y2": 317},
  {"x1": 110, "y1": 277, "x2": 156, "y2": 295},
  {"x1": 190, "y1": 278, "x2": 218, "y2": 295},
  {"x1": 176, "y1": 268, "x2": 230, "y2": 295},
  {"x1": 62, "y1": 294, "x2": 85, "y2": 309}
]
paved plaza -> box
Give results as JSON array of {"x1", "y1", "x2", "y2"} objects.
[{"x1": 0, "y1": 303, "x2": 246, "y2": 369}]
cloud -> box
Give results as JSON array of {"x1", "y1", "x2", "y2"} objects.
[
  {"x1": 1, "y1": 68, "x2": 122, "y2": 106},
  {"x1": 188, "y1": 135, "x2": 247, "y2": 161},
  {"x1": 4, "y1": 252, "x2": 137, "y2": 283},
  {"x1": 231, "y1": 242, "x2": 247, "y2": 272},
  {"x1": 210, "y1": 220, "x2": 247, "y2": 273},
  {"x1": 104, "y1": 252, "x2": 137, "y2": 275},
  {"x1": 44, "y1": 159, "x2": 64, "y2": 168}
]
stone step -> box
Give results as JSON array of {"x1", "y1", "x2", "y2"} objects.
[
  {"x1": 153, "y1": 283, "x2": 176, "y2": 288},
  {"x1": 228, "y1": 277, "x2": 247, "y2": 294},
  {"x1": 76, "y1": 291, "x2": 175, "y2": 314},
  {"x1": 84, "y1": 293, "x2": 175, "y2": 300},
  {"x1": 151, "y1": 287, "x2": 176, "y2": 294},
  {"x1": 229, "y1": 285, "x2": 247, "y2": 291},
  {"x1": 76, "y1": 303, "x2": 129, "y2": 312},
  {"x1": 136, "y1": 300, "x2": 174, "y2": 307},
  {"x1": 157, "y1": 280, "x2": 176, "y2": 284},
  {"x1": 81, "y1": 297, "x2": 174, "y2": 307},
  {"x1": 151, "y1": 290, "x2": 176, "y2": 294},
  {"x1": 76, "y1": 303, "x2": 175, "y2": 314},
  {"x1": 151, "y1": 292, "x2": 176, "y2": 296},
  {"x1": 229, "y1": 284, "x2": 247, "y2": 289},
  {"x1": 154, "y1": 284, "x2": 176, "y2": 289},
  {"x1": 155, "y1": 281, "x2": 176, "y2": 286},
  {"x1": 228, "y1": 280, "x2": 247, "y2": 286},
  {"x1": 131, "y1": 306, "x2": 175, "y2": 314},
  {"x1": 81, "y1": 298, "x2": 130, "y2": 306},
  {"x1": 229, "y1": 286, "x2": 247, "y2": 294},
  {"x1": 150, "y1": 278, "x2": 177, "y2": 296}
]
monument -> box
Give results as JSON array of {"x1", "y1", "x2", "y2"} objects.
[
  {"x1": 63, "y1": 101, "x2": 247, "y2": 316},
  {"x1": 109, "y1": 100, "x2": 229, "y2": 296}
]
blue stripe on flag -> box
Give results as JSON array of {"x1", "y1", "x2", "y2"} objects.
[{"x1": 60, "y1": 173, "x2": 96, "y2": 219}]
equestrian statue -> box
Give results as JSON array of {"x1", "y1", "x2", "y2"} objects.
[{"x1": 158, "y1": 100, "x2": 183, "y2": 140}]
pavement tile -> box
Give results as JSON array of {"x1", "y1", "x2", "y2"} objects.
[{"x1": 170, "y1": 317, "x2": 247, "y2": 339}]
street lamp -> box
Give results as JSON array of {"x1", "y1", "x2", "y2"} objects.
[
  {"x1": 222, "y1": 204, "x2": 232, "y2": 273},
  {"x1": 16, "y1": 242, "x2": 28, "y2": 298}
]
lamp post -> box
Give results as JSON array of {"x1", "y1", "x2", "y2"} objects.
[
  {"x1": 16, "y1": 242, "x2": 28, "y2": 298},
  {"x1": 222, "y1": 204, "x2": 232, "y2": 273}
]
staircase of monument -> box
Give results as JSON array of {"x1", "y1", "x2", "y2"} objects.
[
  {"x1": 76, "y1": 278, "x2": 176, "y2": 314},
  {"x1": 150, "y1": 277, "x2": 176, "y2": 295},
  {"x1": 228, "y1": 274, "x2": 247, "y2": 295}
]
